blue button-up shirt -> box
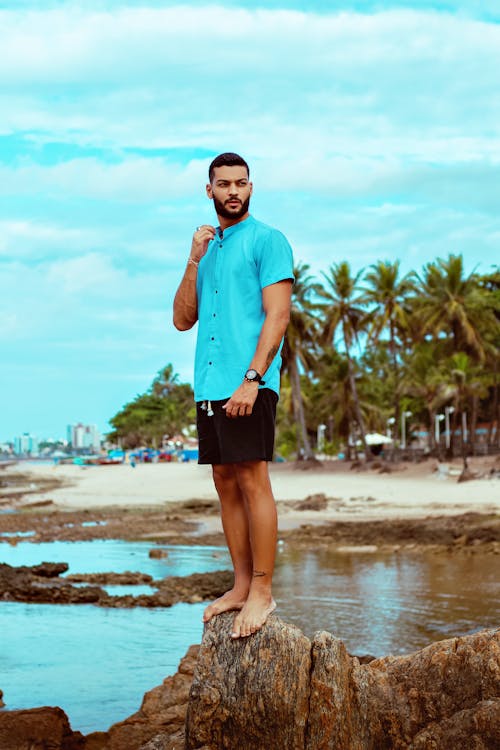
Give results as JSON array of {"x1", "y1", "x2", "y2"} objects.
[{"x1": 194, "y1": 215, "x2": 294, "y2": 402}]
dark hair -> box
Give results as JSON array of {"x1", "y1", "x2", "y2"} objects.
[{"x1": 208, "y1": 152, "x2": 249, "y2": 183}]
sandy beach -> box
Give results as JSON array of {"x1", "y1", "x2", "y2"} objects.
[{"x1": 4, "y1": 457, "x2": 499, "y2": 528}]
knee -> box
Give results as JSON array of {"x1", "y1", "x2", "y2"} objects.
[
  {"x1": 212, "y1": 463, "x2": 237, "y2": 486},
  {"x1": 234, "y1": 461, "x2": 265, "y2": 495}
]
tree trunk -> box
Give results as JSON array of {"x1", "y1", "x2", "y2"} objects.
[
  {"x1": 343, "y1": 325, "x2": 371, "y2": 462},
  {"x1": 390, "y1": 321, "x2": 400, "y2": 445},
  {"x1": 289, "y1": 354, "x2": 315, "y2": 460},
  {"x1": 471, "y1": 394, "x2": 479, "y2": 456}
]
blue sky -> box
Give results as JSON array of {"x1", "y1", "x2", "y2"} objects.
[{"x1": 1, "y1": 0, "x2": 499, "y2": 441}]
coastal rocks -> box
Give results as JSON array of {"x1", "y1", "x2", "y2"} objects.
[
  {"x1": 149, "y1": 548, "x2": 169, "y2": 558},
  {"x1": 0, "y1": 706, "x2": 84, "y2": 749},
  {"x1": 186, "y1": 615, "x2": 311, "y2": 750},
  {"x1": 0, "y1": 562, "x2": 104, "y2": 604},
  {"x1": 0, "y1": 562, "x2": 233, "y2": 609},
  {"x1": 185, "y1": 614, "x2": 500, "y2": 750},
  {"x1": 297, "y1": 493, "x2": 329, "y2": 511},
  {"x1": 67, "y1": 571, "x2": 154, "y2": 585}
]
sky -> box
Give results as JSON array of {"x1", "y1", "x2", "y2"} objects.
[{"x1": 1, "y1": 0, "x2": 499, "y2": 442}]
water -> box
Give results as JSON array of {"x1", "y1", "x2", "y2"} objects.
[{"x1": 1, "y1": 540, "x2": 498, "y2": 733}]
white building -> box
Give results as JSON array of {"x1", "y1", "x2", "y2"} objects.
[
  {"x1": 67, "y1": 423, "x2": 100, "y2": 452},
  {"x1": 13, "y1": 433, "x2": 39, "y2": 456}
]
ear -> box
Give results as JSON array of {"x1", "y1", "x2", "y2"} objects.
[
  {"x1": 249, "y1": 181, "x2": 253, "y2": 196},
  {"x1": 206, "y1": 183, "x2": 213, "y2": 199}
]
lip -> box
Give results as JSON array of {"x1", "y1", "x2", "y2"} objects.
[{"x1": 226, "y1": 200, "x2": 241, "y2": 207}]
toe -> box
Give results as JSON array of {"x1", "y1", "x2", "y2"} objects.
[{"x1": 231, "y1": 615, "x2": 242, "y2": 639}]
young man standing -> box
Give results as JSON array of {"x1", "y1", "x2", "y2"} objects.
[{"x1": 173, "y1": 153, "x2": 293, "y2": 638}]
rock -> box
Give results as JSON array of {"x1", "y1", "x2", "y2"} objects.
[
  {"x1": 0, "y1": 689, "x2": 4, "y2": 708},
  {"x1": 0, "y1": 706, "x2": 84, "y2": 749},
  {"x1": 185, "y1": 614, "x2": 311, "y2": 750},
  {"x1": 67, "y1": 571, "x2": 153, "y2": 585},
  {"x1": 185, "y1": 615, "x2": 500, "y2": 750},
  {"x1": 458, "y1": 468, "x2": 479, "y2": 483},
  {"x1": 297, "y1": 493, "x2": 328, "y2": 511},
  {"x1": 0, "y1": 562, "x2": 232, "y2": 609},
  {"x1": 149, "y1": 548, "x2": 169, "y2": 559}
]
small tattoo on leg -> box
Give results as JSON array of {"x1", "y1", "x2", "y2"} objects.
[{"x1": 253, "y1": 570, "x2": 267, "y2": 578}]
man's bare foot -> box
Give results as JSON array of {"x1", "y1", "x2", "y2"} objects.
[
  {"x1": 230, "y1": 591, "x2": 276, "y2": 638},
  {"x1": 203, "y1": 588, "x2": 248, "y2": 623}
]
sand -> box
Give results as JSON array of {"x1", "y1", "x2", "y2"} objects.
[{"x1": 7, "y1": 458, "x2": 499, "y2": 527}]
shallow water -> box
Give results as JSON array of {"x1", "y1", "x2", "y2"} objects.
[{"x1": 1, "y1": 539, "x2": 498, "y2": 733}]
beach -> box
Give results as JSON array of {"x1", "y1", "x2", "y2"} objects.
[{"x1": 4, "y1": 457, "x2": 499, "y2": 525}]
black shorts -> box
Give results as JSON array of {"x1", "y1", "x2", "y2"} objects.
[{"x1": 196, "y1": 388, "x2": 278, "y2": 465}]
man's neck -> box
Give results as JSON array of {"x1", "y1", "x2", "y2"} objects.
[{"x1": 217, "y1": 211, "x2": 250, "y2": 231}]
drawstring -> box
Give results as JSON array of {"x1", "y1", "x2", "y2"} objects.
[{"x1": 201, "y1": 400, "x2": 214, "y2": 417}]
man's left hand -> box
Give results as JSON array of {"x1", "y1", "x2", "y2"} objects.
[{"x1": 222, "y1": 381, "x2": 259, "y2": 418}]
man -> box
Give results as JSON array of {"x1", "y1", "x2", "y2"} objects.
[{"x1": 173, "y1": 152, "x2": 293, "y2": 639}]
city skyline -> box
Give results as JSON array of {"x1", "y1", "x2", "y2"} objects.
[{"x1": 1, "y1": 0, "x2": 499, "y2": 437}]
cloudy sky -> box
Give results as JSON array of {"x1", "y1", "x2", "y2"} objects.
[{"x1": 1, "y1": 0, "x2": 499, "y2": 442}]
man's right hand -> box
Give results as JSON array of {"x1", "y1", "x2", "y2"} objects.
[{"x1": 190, "y1": 225, "x2": 216, "y2": 263}]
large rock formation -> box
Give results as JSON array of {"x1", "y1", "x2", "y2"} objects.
[
  {"x1": 0, "y1": 619, "x2": 498, "y2": 749},
  {"x1": 186, "y1": 614, "x2": 500, "y2": 750}
]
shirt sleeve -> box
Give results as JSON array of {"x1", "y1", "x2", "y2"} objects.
[{"x1": 256, "y1": 229, "x2": 295, "y2": 289}]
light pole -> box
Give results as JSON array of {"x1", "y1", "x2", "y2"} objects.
[
  {"x1": 445, "y1": 406, "x2": 455, "y2": 450},
  {"x1": 401, "y1": 411, "x2": 412, "y2": 450},
  {"x1": 317, "y1": 424, "x2": 327, "y2": 453},
  {"x1": 386, "y1": 416, "x2": 395, "y2": 438},
  {"x1": 435, "y1": 413, "x2": 445, "y2": 445}
]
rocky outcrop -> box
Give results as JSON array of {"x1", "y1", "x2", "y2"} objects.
[
  {"x1": 186, "y1": 614, "x2": 500, "y2": 750},
  {"x1": 0, "y1": 562, "x2": 232, "y2": 608},
  {"x1": 0, "y1": 706, "x2": 85, "y2": 749},
  {"x1": 0, "y1": 620, "x2": 498, "y2": 749}
]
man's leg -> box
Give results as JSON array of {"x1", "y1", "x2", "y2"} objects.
[
  {"x1": 230, "y1": 460, "x2": 277, "y2": 638},
  {"x1": 203, "y1": 463, "x2": 253, "y2": 622}
]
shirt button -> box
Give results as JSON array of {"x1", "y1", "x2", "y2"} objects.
[
  {"x1": 213, "y1": 313, "x2": 216, "y2": 317},
  {"x1": 209, "y1": 361, "x2": 212, "y2": 365},
  {"x1": 211, "y1": 337, "x2": 215, "y2": 341}
]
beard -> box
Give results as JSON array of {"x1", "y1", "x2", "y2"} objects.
[{"x1": 212, "y1": 194, "x2": 251, "y2": 221}]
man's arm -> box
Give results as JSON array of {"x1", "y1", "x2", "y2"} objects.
[
  {"x1": 223, "y1": 279, "x2": 292, "y2": 418},
  {"x1": 173, "y1": 225, "x2": 215, "y2": 331}
]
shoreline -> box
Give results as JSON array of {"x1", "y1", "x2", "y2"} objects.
[{"x1": 2, "y1": 455, "x2": 499, "y2": 520}]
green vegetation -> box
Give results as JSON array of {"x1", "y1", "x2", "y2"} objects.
[
  {"x1": 108, "y1": 254, "x2": 499, "y2": 461},
  {"x1": 107, "y1": 364, "x2": 195, "y2": 448}
]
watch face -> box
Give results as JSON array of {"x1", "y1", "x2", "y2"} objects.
[{"x1": 245, "y1": 369, "x2": 258, "y2": 380}]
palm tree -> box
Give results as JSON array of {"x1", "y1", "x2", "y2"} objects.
[
  {"x1": 281, "y1": 262, "x2": 320, "y2": 460},
  {"x1": 402, "y1": 342, "x2": 452, "y2": 455},
  {"x1": 448, "y1": 352, "x2": 491, "y2": 463},
  {"x1": 363, "y1": 260, "x2": 413, "y2": 444},
  {"x1": 318, "y1": 261, "x2": 371, "y2": 460},
  {"x1": 413, "y1": 254, "x2": 496, "y2": 362}
]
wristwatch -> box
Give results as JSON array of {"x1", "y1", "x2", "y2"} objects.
[{"x1": 244, "y1": 368, "x2": 265, "y2": 385}]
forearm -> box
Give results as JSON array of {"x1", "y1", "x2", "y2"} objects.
[
  {"x1": 173, "y1": 261, "x2": 199, "y2": 331},
  {"x1": 248, "y1": 308, "x2": 290, "y2": 377}
]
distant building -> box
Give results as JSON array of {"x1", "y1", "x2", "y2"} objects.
[
  {"x1": 13, "y1": 433, "x2": 39, "y2": 456},
  {"x1": 67, "y1": 423, "x2": 100, "y2": 452}
]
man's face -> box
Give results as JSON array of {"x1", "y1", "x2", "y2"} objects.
[{"x1": 206, "y1": 165, "x2": 253, "y2": 221}]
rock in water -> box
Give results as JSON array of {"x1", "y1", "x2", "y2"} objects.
[
  {"x1": 185, "y1": 615, "x2": 500, "y2": 750},
  {"x1": 185, "y1": 613, "x2": 312, "y2": 750},
  {"x1": 0, "y1": 707, "x2": 84, "y2": 749}
]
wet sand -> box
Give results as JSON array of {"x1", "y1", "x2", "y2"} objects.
[{"x1": 0, "y1": 458, "x2": 499, "y2": 553}]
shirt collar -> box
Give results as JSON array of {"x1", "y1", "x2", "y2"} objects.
[{"x1": 218, "y1": 214, "x2": 255, "y2": 239}]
